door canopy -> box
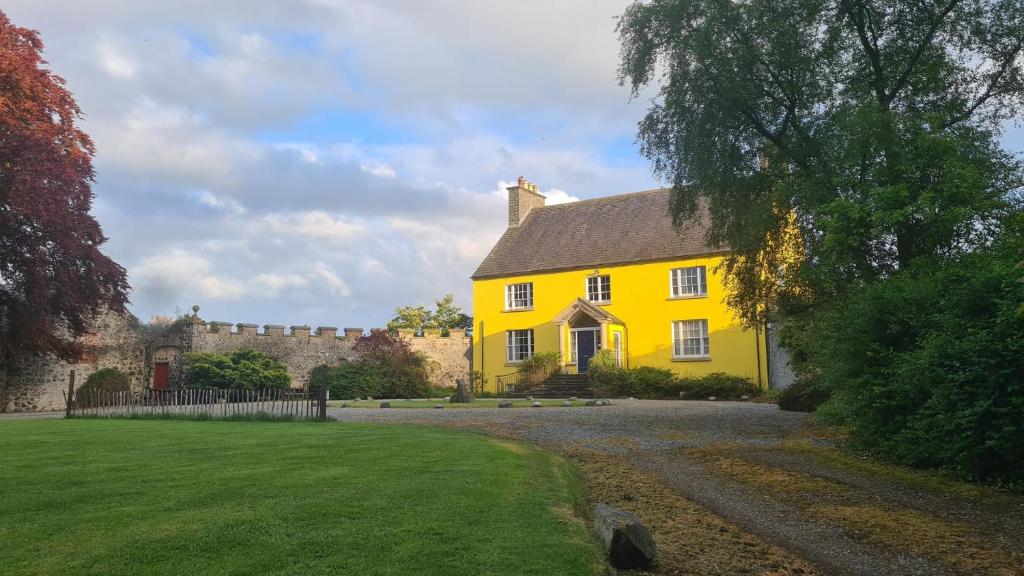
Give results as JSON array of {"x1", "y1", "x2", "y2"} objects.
[{"x1": 553, "y1": 298, "x2": 624, "y2": 327}]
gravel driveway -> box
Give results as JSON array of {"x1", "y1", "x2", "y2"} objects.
[{"x1": 330, "y1": 400, "x2": 1023, "y2": 576}]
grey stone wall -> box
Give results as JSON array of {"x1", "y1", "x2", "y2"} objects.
[
  {"x1": 2, "y1": 311, "x2": 472, "y2": 412},
  {"x1": 0, "y1": 312, "x2": 147, "y2": 412},
  {"x1": 408, "y1": 329, "x2": 472, "y2": 390},
  {"x1": 766, "y1": 323, "x2": 796, "y2": 390},
  {"x1": 185, "y1": 322, "x2": 361, "y2": 389}
]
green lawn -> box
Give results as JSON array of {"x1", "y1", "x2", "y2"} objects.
[
  {"x1": 0, "y1": 420, "x2": 599, "y2": 576},
  {"x1": 332, "y1": 398, "x2": 589, "y2": 409}
]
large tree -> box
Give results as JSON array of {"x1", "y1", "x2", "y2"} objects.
[
  {"x1": 429, "y1": 293, "x2": 471, "y2": 333},
  {"x1": 0, "y1": 11, "x2": 129, "y2": 403},
  {"x1": 618, "y1": 0, "x2": 1024, "y2": 483},
  {"x1": 387, "y1": 294, "x2": 470, "y2": 335},
  {"x1": 618, "y1": 0, "x2": 1024, "y2": 323}
]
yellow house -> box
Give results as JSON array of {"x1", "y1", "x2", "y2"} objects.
[{"x1": 471, "y1": 177, "x2": 769, "y2": 394}]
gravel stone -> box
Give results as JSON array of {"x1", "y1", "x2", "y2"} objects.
[{"x1": 328, "y1": 400, "x2": 987, "y2": 576}]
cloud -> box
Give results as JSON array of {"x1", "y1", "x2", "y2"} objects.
[
  {"x1": 132, "y1": 250, "x2": 243, "y2": 302},
  {"x1": 543, "y1": 188, "x2": 581, "y2": 205},
  {"x1": 253, "y1": 273, "x2": 310, "y2": 297},
  {"x1": 260, "y1": 211, "x2": 366, "y2": 241},
  {"x1": 4, "y1": 0, "x2": 662, "y2": 329},
  {"x1": 312, "y1": 263, "x2": 352, "y2": 297},
  {"x1": 96, "y1": 41, "x2": 136, "y2": 79}
]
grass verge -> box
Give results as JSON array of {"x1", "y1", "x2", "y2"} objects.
[
  {"x1": 564, "y1": 447, "x2": 818, "y2": 576},
  {"x1": 685, "y1": 442, "x2": 1024, "y2": 575},
  {"x1": 0, "y1": 419, "x2": 601, "y2": 576}
]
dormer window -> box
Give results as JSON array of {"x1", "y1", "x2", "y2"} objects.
[
  {"x1": 586, "y1": 275, "x2": 611, "y2": 304},
  {"x1": 505, "y1": 282, "x2": 533, "y2": 310}
]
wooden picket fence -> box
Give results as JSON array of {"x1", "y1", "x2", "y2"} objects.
[{"x1": 64, "y1": 388, "x2": 328, "y2": 421}]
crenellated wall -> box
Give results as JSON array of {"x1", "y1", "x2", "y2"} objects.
[
  {"x1": 1, "y1": 310, "x2": 472, "y2": 413},
  {"x1": 180, "y1": 320, "x2": 362, "y2": 389}
]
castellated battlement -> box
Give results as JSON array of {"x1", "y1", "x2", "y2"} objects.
[
  {"x1": 192, "y1": 320, "x2": 467, "y2": 339},
  {"x1": 3, "y1": 309, "x2": 472, "y2": 413}
]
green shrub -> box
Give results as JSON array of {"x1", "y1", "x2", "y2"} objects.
[
  {"x1": 775, "y1": 376, "x2": 819, "y2": 413},
  {"x1": 588, "y1": 350, "x2": 629, "y2": 396},
  {"x1": 626, "y1": 366, "x2": 678, "y2": 397},
  {"x1": 786, "y1": 233, "x2": 1024, "y2": 485},
  {"x1": 588, "y1": 349, "x2": 618, "y2": 371},
  {"x1": 588, "y1": 353, "x2": 677, "y2": 399},
  {"x1": 519, "y1": 352, "x2": 561, "y2": 388},
  {"x1": 185, "y1": 350, "x2": 290, "y2": 390},
  {"x1": 776, "y1": 375, "x2": 830, "y2": 412},
  {"x1": 308, "y1": 362, "x2": 390, "y2": 399},
  {"x1": 76, "y1": 368, "x2": 131, "y2": 406},
  {"x1": 677, "y1": 372, "x2": 758, "y2": 400},
  {"x1": 309, "y1": 332, "x2": 434, "y2": 399},
  {"x1": 353, "y1": 331, "x2": 432, "y2": 398}
]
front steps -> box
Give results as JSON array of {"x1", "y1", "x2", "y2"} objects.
[{"x1": 506, "y1": 373, "x2": 594, "y2": 398}]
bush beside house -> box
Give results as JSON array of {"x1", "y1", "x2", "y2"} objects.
[
  {"x1": 589, "y1": 350, "x2": 757, "y2": 399},
  {"x1": 518, "y1": 352, "x2": 561, "y2": 389}
]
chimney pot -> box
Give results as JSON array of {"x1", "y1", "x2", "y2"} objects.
[{"x1": 507, "y1": 176, "x2": 546, "y2": 228}]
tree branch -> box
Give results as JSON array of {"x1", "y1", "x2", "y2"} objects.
[
  {"x1": 942, "y1": 37, "x2": 1024, "y2": 128},
  {"x1": 886, "y1": 0, "x2": 961, "y2": 104},
  {"x1": 839, "y1": 0, "x2": 888, "y2": 104}
]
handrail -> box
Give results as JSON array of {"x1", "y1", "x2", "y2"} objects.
[{"x1": 494, "y1": 371, "x2": 524, "y2": 396}]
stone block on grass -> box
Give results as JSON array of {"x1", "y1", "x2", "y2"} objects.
[
  {"x1": 450, "y1": 378, "x2": 474, "y2": 404},
  {"x1": 594, "y1": 504, "x2": 656, "y2": 570}
]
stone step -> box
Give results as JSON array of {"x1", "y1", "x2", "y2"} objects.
[{"x1": 506, "y1": 377, "x2": 595, "y2": 398}]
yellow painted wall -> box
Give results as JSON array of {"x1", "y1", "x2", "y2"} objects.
[{"x1": 472, "y1": 256, "x2": 768, "y2": 392}]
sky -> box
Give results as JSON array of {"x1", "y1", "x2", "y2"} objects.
[
  {"x1": 6, "y1": 2, "x2": 1024, "y2": 330},
  {"x1": 5, "y1": 1, "x2": 660, "y2": 329}
]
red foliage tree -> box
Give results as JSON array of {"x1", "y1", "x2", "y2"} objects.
[{"x1": 0, "y1": 11, "x2": 129, "y2": 402}]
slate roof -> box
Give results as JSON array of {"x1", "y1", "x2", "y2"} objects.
[{"x1": 471, "y1": 189, "x2": 721, "y2": 279}]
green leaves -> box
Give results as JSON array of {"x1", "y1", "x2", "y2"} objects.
[
  {"x1": 618, "y1": 0, "x2": 1024, "y2": 322},
  {"x1": 184, "y1": 350, "x2": 290, "y2": 390},
  {"x1": 619, "y1": 0, "x2": 1024, "y2": 485},
  {"x1": 386, "y1": 293, "x2": 470, "y2": 335}
]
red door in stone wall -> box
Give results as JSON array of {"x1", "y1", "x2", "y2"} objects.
[{"x1": 153, "y1": 362, "x2": 169, "y2": 390}]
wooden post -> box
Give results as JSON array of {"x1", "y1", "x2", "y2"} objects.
[
  {"x1": 65, "y1": 370, "x2": 76, "y2": 418},
  {"x1": 318, "y1": 386, "x2": 327, "y2": 422}
]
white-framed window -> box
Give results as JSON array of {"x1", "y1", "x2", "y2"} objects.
[
  {"x1": 670, "y1": 266, "x2": 707, "y2": 298},
  {"x1": 505, "y1": 282, "x2": 533, "y2": 310},
  {"x1": 506, "y1": 329, "x2": 534, "y2": 363},
  {"x1": 613, "y1": 331, "x2": 623, "y2": 367},
  {"x1": 673, "y1": 320, "x2": 710, "y2": 358},
  {"x1": 586, "y1": 274, "x2": 611, "y2": 303}
]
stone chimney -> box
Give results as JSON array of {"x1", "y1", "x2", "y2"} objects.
[{"x1": 507, "y1": 176, "x2": 546, "y2": 228}]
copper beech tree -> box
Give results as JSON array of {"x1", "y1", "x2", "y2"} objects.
[{"x1": 0, "y1": 10, "x2": 129, "y2": 406}]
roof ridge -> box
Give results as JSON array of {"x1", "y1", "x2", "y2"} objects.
[
  {"x1": 472, "y1": 185, "x2": 714, "y2": 280},
  {"x1": 532, "y1": 188, "x2": 669, "y2": 212}
]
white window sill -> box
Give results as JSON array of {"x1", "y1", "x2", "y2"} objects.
[
  {"x1": 587, "y1": 300, "x2": 612, "y2": 306},
  {"x1": 672, "y1": 356, "x2": 712, "y2": 362},
  {"x1": 668, "y1": 294, "x2": 707, "y2": 301},
  {"x1": 503, "y1": 307, "x2": 534, "y2": 313}
]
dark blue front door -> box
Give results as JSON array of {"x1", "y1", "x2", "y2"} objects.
[{"x1": 577, "y1": 330, "x2": 596, "y2": 372}]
